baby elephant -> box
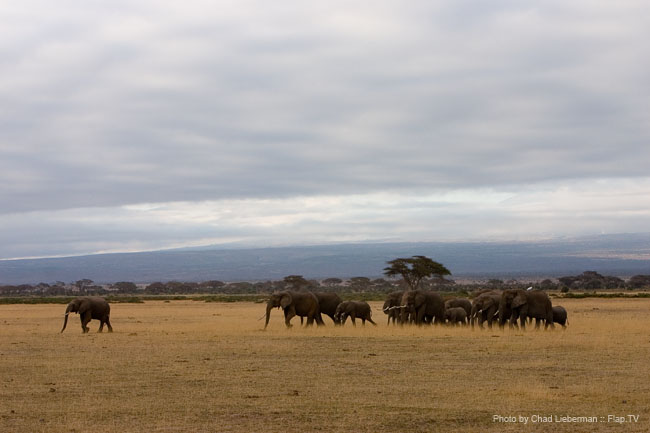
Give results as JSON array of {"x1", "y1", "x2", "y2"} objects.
[
  {"x1": 334, "y1": 301, "x2": 377, "y2": 326},
  {"x1": 445, "y1": 307, "x2": 467, "y2": 326},
  {"x1": 552, "y1": 305, "x2": 568, "y2": 328}
]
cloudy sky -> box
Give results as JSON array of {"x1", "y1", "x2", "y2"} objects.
[{"x1": 1, "y1": 0, "x2": 649, "y2": 259}]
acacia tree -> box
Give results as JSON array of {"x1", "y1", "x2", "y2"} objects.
[
  {"x1": 283, "y1": 275, "x2": 311, "y2": 291},
  {"x1": 383, "y1": 255, "x2": 451, "y2": 291}
]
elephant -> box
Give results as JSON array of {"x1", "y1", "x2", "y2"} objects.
[
  {"x1": 382, "y1": 291, "x2": 404, "y2": 325},
  {"x1": 400, "y1": 290, "x2": 445, "y2": 325},
  {"x1": 334, "y1": 301, "x2": 377, "y2": 326},
  {"x1": 470, "y1": 291, "x2": 503, "y2": 329},
  {"x1": 445, "y1": 307, "x2": 467, "y2": 326},
  {"x1": 552, "y1": 305, "x2": 568, "y2": 328},
  {"x1": 445, "y1": 298, "x2": 471, "y2": 319},
  {"x1": 264, "y1": 291, "x2": 324, "y2": 329},
  {"x1": 61, "y1": 297, "x2": 112, "y2": 333},
  {"x1": 499, "y1": 289, "x2": 554, "y2": 330},
  {"x1": 314, "y1": 292, "x2": 343, "y2": 324}
]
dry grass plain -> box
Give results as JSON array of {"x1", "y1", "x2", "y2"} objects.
[{"x1": 1, "y1": 298, "x2": 649, "y2": 432}]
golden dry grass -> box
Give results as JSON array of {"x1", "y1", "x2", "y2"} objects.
[{"x1": 1, "y1": 299, "x2": 649, "y2": 432}]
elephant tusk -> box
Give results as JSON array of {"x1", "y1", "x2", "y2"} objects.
[{"x1": 381, "y1": 305, "x2": 407, "y2": 312}]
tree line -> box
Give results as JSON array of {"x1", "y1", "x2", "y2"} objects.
[{"x1": 1, "y1": 267, "x2": 649, "y2": 297}]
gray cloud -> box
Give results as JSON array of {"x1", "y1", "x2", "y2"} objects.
[{"x1": 1, "y1": 1, "x2": 649, "y2": 257}]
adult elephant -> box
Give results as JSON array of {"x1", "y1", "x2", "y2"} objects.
[
  {"x1": 61, "y1": 297, "x2": 112, "y2": 333},
  {"x1": 382, "y1": 291, "x2": 404, "y2": 325},
  {"x1": 499, "y1": 289, "x2": 554, "y2": 330},
  {"x1": 470, "y1": 291, "x2": 502, "y2": 329},
  {"x1": 445, "y1": 298, "x2": 471, "y2": 319},
  {"x1": 314, "y1": 292, "x2": 342, "y2": 324},
  {"x1": 400, "y1": 290, "x2": 445, "y2": 325},
  {"x1": 264, "y1": 291, "x2": 324, "y2": 329}
]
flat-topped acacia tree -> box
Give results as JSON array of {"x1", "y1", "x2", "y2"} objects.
[{"x1": 383, "y1": 255, "x2": 451, "y2": 291}]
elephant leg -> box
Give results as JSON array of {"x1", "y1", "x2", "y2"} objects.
[
  {"x1": 534, "y1": 318, "x2": 541, "y2": 329},
  {"x1": 368, "y1": 316, "x2": 377, "y2": 326},
  {"x1": 508, "y1": 313, "x2": 516, "y2": 329},
  {"x1": 284, "y1": 309, "x2": 296, "y2": 328},
  {"x1": 518, "y1": 313, "x2": 526, "y2": 330},
  {"x1": 416, "y1": 308, "x2": 425, "y2": 325},
  {"x1": 545, "y1": 318, "x2": 555, "y2": 330},
  {"x1": 105, "y1": 317, "x2": 113, "y2": 333},
  {"x1": 81, "y1": 312, "x2": 92, "y2": 333},
  {"x1": 342, "y1": 314, "x2": 348, "y2": 325},
  {"x1": 98, "y1": 320, "x2": 104, "y2": 333},
  {"x1": 351, "y1": 314, "x2": 356, "y2": 326}
]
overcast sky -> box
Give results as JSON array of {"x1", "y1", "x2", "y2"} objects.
[{"x1": 1, "y1": 1, "x2": 649, "y2": 259}]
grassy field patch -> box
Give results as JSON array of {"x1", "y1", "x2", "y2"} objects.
[{"x1": 1, "y1": 299, "x2": 649, "y2": 432}]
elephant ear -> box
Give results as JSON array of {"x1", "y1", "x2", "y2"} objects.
[
  {"x1": 78, "y1": 299, "x2": 91, "y2": 315},
  {"x1": 512, "y1": 292, "x2": 527, "y2": 308},
  {"x1": 280, "y1": 293, "x2": 292, "y2": 309}
]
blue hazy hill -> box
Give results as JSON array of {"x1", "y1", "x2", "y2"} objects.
[{"x1": 1, "y1": 234, "x2": 649, "y2": 284}]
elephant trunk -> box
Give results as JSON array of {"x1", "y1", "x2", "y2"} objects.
[
  {"x1": 470, "y1": 305, "x2": 478, "y2": 329},
  {"x1": 61, "y1": 304, "x2": 73, "y2": 333},
  {"x1": 264, "y1": 302, "x2": 273, "y2": 329},
  {"x1": 399, "y1": 305, "x2": 409, "y2": 325},
  {"x1": 498, "y1": 300, "x2": 507, "y2": 328}
]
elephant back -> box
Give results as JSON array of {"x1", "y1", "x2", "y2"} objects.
[{"x1": 292, "y1": 291, "x2": 321, "y2": 316}]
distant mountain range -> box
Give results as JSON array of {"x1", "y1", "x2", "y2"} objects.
[{"x1": 1, "y1": 233, "x2": 650, "y2": 285}]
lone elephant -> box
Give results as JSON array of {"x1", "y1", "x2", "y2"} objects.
[
  {"x1": 61, "y1": 297, "x2": 113, "y2": 333},
  {"x1": 264, "y1": 291, "x2": 324, "y2": 329},
  {"x1": 334, "y1": 301, "x2": 376, "y2": 326}
]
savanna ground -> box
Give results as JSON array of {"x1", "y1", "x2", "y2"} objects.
[{"x1": 1, "y1": 299, "x2": 649, "y2": 432}]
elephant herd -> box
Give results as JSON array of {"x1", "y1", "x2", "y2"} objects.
[
  {"x1": 264, "y1": 288, "x2": 568, "y2": 330},
  {"x1": 380, "y1": 288, "x2": 567, "y2": 329},
  {"x1": 60, "y1": 288, "x2": 569, "y2": 333}
]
